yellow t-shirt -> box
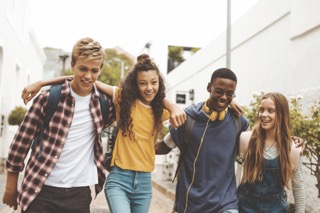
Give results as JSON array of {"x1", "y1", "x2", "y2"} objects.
[{"x1": 111, "y1": 87, "x2": 170, "y2": 172}]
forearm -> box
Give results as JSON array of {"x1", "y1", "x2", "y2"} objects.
[
  {"x1": 162, "y1": 98, "x2": 174, "y2": 111},
  {"x1": 155, "y1": 141, "x2": 172, "y2": 155},
  {"x1": 38, "y1": 75, "x2": 72, "y2": 87},
  {"x1": 5, "y1": 171, "x2": 19, "y2": 191},
  {"x1": 292, "y1": 159, "x2": 305, "y2": 213},
  {"x1": 95, "y1": 81, "x2": 113, "y2": 97},
  {"x1": 162, "y1": 98, "x2": 186, "y2": 128}
]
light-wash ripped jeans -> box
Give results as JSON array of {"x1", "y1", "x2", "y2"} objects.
[{"x1": 104, "y1": 165, "x2": 152, "y2": 213}]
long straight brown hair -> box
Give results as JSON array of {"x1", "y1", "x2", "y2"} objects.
[{"x1": 242, "y1": 93, "x2": 292, "y2": 188}]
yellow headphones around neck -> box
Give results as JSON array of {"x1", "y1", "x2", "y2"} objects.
[{"x1": 203, "y1": 100, "x2": 228, "y2": 121}]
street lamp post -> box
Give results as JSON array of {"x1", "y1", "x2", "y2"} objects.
[
  {"x1": 226, "y1": 0, "x2": 231, "y2": 68},
  {"x1": 113, "y1": 58, "x2": 125, "y2": 79},
  {"x1": 59, "y1": 54, "x2": 69, "y2": 76}
]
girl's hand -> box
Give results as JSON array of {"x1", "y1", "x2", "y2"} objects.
[
  {"x1": 169, "y1": 104, "x2": 186, "y2": 129},
  {"x1": 230, "y1": 99, "x2": 244, "y2": 116},
  {"x1": 21, "y1": 81, "x2": 42, "y2": 105}
]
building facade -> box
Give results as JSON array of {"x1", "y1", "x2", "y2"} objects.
[
  {"x1": 0, "y1": 0, "x2": 46, "y2": 161},
  {"x1": 165, "y1": 0, "x2": 320, "y2": 108}
]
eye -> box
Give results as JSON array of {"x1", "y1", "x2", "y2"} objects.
[
  {"x1": 215, "y1": 89, "x2": 224, "y2": 95},
  {"x1": 268, "y1": 109, "x2": 275, "y2": 113},
  {"x1": 152, "y1": 81, "x2": 158, "y2": 85},
  {"x1": 226, "y1": 92, "x2": 235, "y2": 97}
]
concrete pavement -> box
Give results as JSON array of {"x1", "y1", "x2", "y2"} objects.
[{"x1": 0, "y1": 172, "x2": 176, "y2": 213}]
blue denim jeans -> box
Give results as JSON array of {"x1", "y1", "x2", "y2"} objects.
[{"x1": 104, "y1": 166, "x2": 152, "y2": 213}]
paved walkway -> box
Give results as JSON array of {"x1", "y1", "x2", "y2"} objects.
[{"x1": 0, "y1": 172, "x2": 176, "y2": 213}]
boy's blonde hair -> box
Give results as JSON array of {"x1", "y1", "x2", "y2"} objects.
[{"x1": 71, "y1": 37, "x2": 105, "y2": 68}]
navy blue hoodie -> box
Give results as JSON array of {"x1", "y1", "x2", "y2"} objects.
[{"x1": 170, "y1": 102, "x2": 249, "y2": 213}]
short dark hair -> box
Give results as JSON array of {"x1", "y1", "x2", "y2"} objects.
[{"x1": 210, "y1": 68, "x2": 237, "y2": 83}]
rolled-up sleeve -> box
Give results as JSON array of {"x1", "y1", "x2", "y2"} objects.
[{"x1": 6, "y1": 94, "x2": 45, "y2": 172}]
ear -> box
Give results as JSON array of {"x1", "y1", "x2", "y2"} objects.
[
  {"x1": 71, "y1": 60, "x2": 75, "y2": 68},
  {"x1": 207, "y1": 83, "x2": 212, "y2": 92}
]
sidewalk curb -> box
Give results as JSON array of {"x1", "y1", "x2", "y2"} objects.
[{"x1": 152, "y1": 179, "x2": 175, "y2": 201}]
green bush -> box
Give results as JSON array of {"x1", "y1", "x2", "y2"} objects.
[{"x1": 8, "y1": 106, "x2": 27, "y2": 126}]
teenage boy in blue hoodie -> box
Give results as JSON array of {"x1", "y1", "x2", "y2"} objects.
[{"x1": 156, "y1": 68, "x2": 249, "y2": 213}]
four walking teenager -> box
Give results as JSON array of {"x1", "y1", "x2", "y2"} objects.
[{"x1": 2, "y1": 37, "x2": 306, "y2": 212}]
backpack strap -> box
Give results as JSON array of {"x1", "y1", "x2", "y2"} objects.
[
  {"x1": 290, "y1": 140, "x2": 302, "y2": 171},
  {"x1": 33, "y1": 84, "x2": 61, "y2": 158},
  {"x1": 98, "y1": 89, "x2": 110, "y2": 126},
  {"x1": 44, "y1": 84, "x2": 62, "y2": 125},
  {"x1": 230, "y1": 110, "x2": 243, "y2": 160},
  {"x1": 172, "y1": 115, "x2": 195, "y2": 182}
]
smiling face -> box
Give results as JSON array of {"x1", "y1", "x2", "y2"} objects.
[
  {"x1": 258, "y1": 97, "x2": 276, "y2": 132},
  {"x1": 136, "y1": 70, "x2": 159, "y2": 105},
  {"x1": 71, "y1": 58, "x2": 101, "y2": 96},
  {"x1": 206, "y1": 77, "x2": 236, "y2": 112}
]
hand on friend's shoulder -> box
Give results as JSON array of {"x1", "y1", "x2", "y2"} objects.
[{"x1": 21, "y1": 81, "x2": 42, "y2": 105}]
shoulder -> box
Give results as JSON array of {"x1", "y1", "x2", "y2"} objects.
[
  {"x1": 239, "y1": 131, "x2": 252, "y2": 157},
  {"x1": 228, "y1": 110, "x2": 250, "y2": 131},
  {"x1": 240, "y1": 131, "x2": 252, "y2": 143}
]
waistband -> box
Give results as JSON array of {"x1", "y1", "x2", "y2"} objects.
[{"x1": 111, "y1": 165, "x2": 151, "y2": 177}]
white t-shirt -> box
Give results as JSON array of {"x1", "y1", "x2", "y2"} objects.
[{"x1": 45, "y1": 88, "x2": 98, "y2": 187}]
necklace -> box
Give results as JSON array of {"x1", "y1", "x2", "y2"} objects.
[{"x1": 266, "y1": 140, "x2": 277, "y2": 152}]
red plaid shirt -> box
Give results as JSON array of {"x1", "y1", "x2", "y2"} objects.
[{"x1": 6, "y1": 80, "x2": 115, "y2": 211}]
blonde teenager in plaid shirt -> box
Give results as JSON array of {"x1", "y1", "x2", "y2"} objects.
[{"x1": 3, "y1": 37, "x2": 116, "y2": 213}]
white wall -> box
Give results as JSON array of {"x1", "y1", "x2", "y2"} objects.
[
  {"x1": 0, "y1": 0, "x2": 46, "y2": 158},
  {"x1": 165, "y1": 0, "x2": 320, "y2": 107}
]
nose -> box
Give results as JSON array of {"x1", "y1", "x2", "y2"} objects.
[
  {"x1": 84, "y1": 72, "x2": 92, "y2": 79},
  {"x1": 260, "y1": 110, "x2": 268, "y2": 117},
  {"x1": 219, "y1": 93, "x2": 228, "y2": 101},
  {"x1": 147, "y1": 83, "x2": 152, "y2": 91}
]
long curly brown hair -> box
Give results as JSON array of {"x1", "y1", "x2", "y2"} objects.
[{"x1": 118, "y1": 54, "x2": 166, "y2": 140}]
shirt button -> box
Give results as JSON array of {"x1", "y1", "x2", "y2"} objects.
[
  {"x1": 35, "y1": 190, "x2": 38, "y2": 193},
  {"x1": 44, "y1": 174, "x2": 48, "y2": 177},
  {"x1": 54, "y1": 156, "x2": 58, "y2": 158}
]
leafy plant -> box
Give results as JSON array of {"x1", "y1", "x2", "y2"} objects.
[
  {"x1": 8, "y1": 106, "x2": 27, "y2": 126},
  {"x1": 290, "y1": 97, "x2": 320, "y2": 198}
]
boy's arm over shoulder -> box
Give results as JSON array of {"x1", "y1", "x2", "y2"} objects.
[{"x1": 240, "y1": 114, "x2": 250, "y2": 132}]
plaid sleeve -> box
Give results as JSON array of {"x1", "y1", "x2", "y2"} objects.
[
  {"x1": 6, "y1": 93, "x2": 46, "y2": 172},
  {"x1": 104, "y1": 97, "x2": 116, "y2": 128}
]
